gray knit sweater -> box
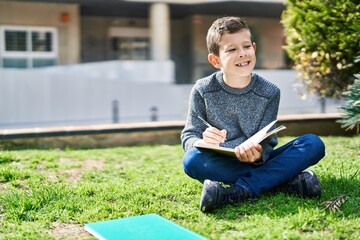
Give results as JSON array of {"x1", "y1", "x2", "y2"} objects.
[{"x1": 181, "y1": 71, "x2": 281, "y2": 163}]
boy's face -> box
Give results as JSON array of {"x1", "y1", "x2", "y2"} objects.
[{"x1": 208, "y1": 29, "x2": 256, "y2": 79}]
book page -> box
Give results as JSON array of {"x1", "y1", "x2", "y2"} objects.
[
  {"x1": 194, "y1": 120, "x2": 286, "y2": 157},
  {"x1": 258, "y1": 125, "x2": 286, "y2": 143},
  {"x1": 239, "y1": 120, "x2": 278, "y2": 147}
]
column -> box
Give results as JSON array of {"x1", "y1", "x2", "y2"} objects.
[{"x1": 149, "y1": 2, "x2": 170, "y2": 61}]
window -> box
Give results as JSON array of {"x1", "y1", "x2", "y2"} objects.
[
  {"x1": 0, "y1": 26, "x2": 58, "y2": 68},
  {"x1": 111, "y1": 37, "x2": 149, "y2": 60},
  {"x1": 108, "y1": 27, "x2": 149, "y2": 60}
]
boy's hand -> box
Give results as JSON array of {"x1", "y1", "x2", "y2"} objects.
[
  {"x1": 235, "y1": 142, "x2": 262, "y2": 163},
  {"x1": 202, "y1": 127, "x2": 227, "y2": 146}
]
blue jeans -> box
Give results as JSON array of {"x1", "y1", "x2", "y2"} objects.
[{"x1": 182, "y1": 134, "x2": 325, "y2": 197}]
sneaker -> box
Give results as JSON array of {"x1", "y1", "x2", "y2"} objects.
[
  {"x1": 199, "y1": 179, "x2": 249, "y2": 212},
  {"x1": 278, "y1": 170, "x2": 321, "y2": 198}
]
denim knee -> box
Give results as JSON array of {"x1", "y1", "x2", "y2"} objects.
[
  {"x1": 182, "y1": 147, "x2": 219, "y2": 182},
  {"x1": 182, "y1": 148, "x2": 201, "y2": 179},
  {"x1": 297, "y1": 134, "x2": 325, "y2": 164}
]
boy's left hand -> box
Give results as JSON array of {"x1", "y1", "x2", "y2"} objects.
[{"x1": 234, "y1": 142, "x2": 262, "y2": 163}]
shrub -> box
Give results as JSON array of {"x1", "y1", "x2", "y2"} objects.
[{"x1": 281, "y1": 0, "x2": 360, "y2": 98}]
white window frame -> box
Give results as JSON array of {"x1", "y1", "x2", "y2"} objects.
[{"x1": 0, "y1": 25, "x2": 58, "y2": 68}]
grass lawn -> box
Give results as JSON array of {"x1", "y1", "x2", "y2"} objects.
[{"x1": 0, "y1": 136, "x2": 359, "y2": 239}]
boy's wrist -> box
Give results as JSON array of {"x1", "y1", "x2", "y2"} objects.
[{"x1": 193, "y1": 139, "x2": 204, "y2": 147}]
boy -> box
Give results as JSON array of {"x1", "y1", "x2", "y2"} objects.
[{"x1": 181, "y1": 16, "x2": 325, "y2": 212}]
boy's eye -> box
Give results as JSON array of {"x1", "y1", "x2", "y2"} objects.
[
  {"x1": 227, "y1": 49, "x2": 236, "y2": 52},
  {"x1": 244, "y1": 45, "x2": 252, "y2": 49}
]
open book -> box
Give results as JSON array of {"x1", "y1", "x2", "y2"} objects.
[{"x1": 194, "y1": 120, "x2": 286, "y2": 157}]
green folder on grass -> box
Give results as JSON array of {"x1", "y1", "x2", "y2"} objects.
[{"x1": 84, "y1": 213, "x2": 208, "y2": 240}]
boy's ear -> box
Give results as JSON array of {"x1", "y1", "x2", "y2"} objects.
[
  {"x1": 252, "y1": 42, "x2": 257, "y2": 51},
  {"x1": 208, "y1": 53, "x2": 221, "y2": 69}
]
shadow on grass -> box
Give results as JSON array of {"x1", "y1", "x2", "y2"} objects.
[
  {"x1": 207, "y1": 176, "x2": 360, "y2": 220},
  {"x1": 319, "y1": 175, "x2": 360, "y2": 217}
]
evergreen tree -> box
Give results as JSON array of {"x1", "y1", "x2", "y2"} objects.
[{"x1": 338, "y1": 65, "x2": 360, "y2": 132}]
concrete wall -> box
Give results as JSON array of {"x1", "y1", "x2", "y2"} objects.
[
  {"x1": 0, "y1": 114, "x2": 355, "y2": 150},
  {"x1": 254, "y1": 70, "x2": 344, "y2": 114},
  {"x1": 0, "y1": 61, "x2": 181, "y2": 129},
  {"x1": 0, "y1": 62, "x2": 343, "y2": 130},
  {"x1": 0, "y1": 1, "x2": 80, "y2": 65}
]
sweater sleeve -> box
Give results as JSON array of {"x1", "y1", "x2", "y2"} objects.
[{"x1": 181, "y1": 84, "x2": 207, "y2": 152}]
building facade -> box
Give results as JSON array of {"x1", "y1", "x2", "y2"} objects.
[
  {"x1": 0, "y1": 0, "x2": 287, "y2": 84},
  {"x1": 3, "y1": 0, "x2": 334, "y2": 130}
]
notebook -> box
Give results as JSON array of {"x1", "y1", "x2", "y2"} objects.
[
  {"x1": 194, "y1": 120, "x2": 286, "y2": 157},
  {"x1": 84, "y1": 213, "x2": 208, "y2": 240}
]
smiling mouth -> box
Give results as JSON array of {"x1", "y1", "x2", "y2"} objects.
[{"x1": 236, "y1": 61, "x2": 250, "y2": 67}]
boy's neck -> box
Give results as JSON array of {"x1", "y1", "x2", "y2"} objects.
[{"x1": 222, "y1": 73, "x2": 252, "y2": 89}]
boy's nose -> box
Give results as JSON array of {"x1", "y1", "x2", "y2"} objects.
[{"x1": 238, "y1": 48, "x2": 246, "y2": 57}]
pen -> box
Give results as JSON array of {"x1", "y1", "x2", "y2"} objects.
[
  {"x1": 197, "y1": 116, "x2": 213, "y2": 128},
  {"x1": 197, "y1": 115, "x2": 227, "y2": 141}
]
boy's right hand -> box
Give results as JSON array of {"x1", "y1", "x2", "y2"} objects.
[{"x1": 202, "y1": 127, "x2": 227, "y2": 146}]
